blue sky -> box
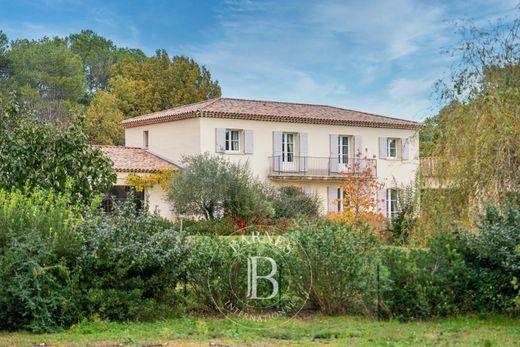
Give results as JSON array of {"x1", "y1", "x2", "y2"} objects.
[{"x1": 0, "y1": 0, "x2": 517, "y2": 121}]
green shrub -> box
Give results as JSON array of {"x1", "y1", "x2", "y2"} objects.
[
  {"x1": 0, "y1": 189, "x2": 84, "y2": 332},
  {"x1": 77, "y1": 198, "x2": 188, "y2": 321},
  {"x1": 271, "y1": 186, "x2": 320, "y2": 220},
  {"x1": 380, "y1": 232, "x2": 473, "y2": 320},
  {"x1": 287, "y1": 219, "x2": 379, "y2": 315}
]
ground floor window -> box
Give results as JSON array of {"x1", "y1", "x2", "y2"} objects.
[
  {"x1": 102, "y1": 185, "x2": 145, "y2": 214},
  {"x1": 387, "y1": 188, "x2": 400, "y2": 219},
  {"x1": 337, "y1": 188, "x2": 345, "y2": 212}
]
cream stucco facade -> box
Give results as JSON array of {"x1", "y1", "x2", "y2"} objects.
[{"x1": 124, "y1": 115, "x2": 420, "y2": 218}]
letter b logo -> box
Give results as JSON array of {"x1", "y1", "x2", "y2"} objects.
[{"x1": 246, "y1": 256, "x2": 279, "y2": 300}]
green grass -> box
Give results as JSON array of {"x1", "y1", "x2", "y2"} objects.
[{"x1": 0, "y1": 315, "x2": 519, "y2": 346}]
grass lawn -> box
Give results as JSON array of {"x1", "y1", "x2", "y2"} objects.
[{"x1": 0, "y1": 314, "x2": 518, "y2": 347}]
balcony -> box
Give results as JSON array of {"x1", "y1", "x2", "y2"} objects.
[{"x1": 268, "y1": 156, "x2": 377, "y2": 180}]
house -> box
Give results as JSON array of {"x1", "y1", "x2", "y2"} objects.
[
  {"x1": 109, "y1": 97, "x2": 421, "y2": 220},
  {"x1": 98, "y1": 145, "x2": 179, "y2": 217}
]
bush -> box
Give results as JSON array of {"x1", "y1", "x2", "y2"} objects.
[
  {"x1": 380, "y1": 232, "x2": 473, "y2": 320},
  {"x1": 271, "y1": 186, "x2": 320, "y2": 220},
  {"x1": 168, "y1": 153, "x2": 273, "y2": 223},
  {"x1": 0, "y1": 189, "x2": 84, "y2": 332},
  {"x1": 287, "y1": 219, "x2": 379, "y2": 315},
  {"x1": 77, "y1": 198, "x2": 188, "y2": 321}
]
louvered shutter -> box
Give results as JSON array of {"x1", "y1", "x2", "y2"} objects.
[
  {"x1": 215, "y1": 128, "x2": 226, "y2": 153},
  {"x1": 329, "y1": 134, "x2": 339, "y2": 173},
  {"x1": 272, "y1": 132, "x2": 282, "y2": 171},
  {"x1": 299, "y1": 133, "x2": 308, "y2": 172},
  {"x1": 244, "y1": 129, "x2": 254, "y2": 154}
]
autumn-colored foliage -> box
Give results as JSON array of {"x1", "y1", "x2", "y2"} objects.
[
  {"x1": 329, "y1": 150, "x2": 385, "y2": 225},
  {"x1": 125, "y1": 169, "x2": 173, "y2": 192}
]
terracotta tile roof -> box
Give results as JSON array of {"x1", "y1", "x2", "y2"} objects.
[
  {"x1": 121, "y1": 97, "x2": 421, "y2": 130},
  {"x1": 95, "y1": 146, "x2": 179, "y2": 173}
]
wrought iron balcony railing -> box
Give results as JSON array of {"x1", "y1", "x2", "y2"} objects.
[{"x1": 268, "y1": 156, "x2": 377, "y2": 178}]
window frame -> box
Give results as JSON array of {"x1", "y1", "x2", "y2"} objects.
[
  {"x1": 225, "y1": 129, "x2": 241, "y2": 152},
  {"x1": 387, "y1": 138, "x2": 398, "y2": 159},
  {"x1": 143, "y1": 130, "x2": 149, "y2": 149},
  {"x1": 387, "y1": 188, "x2": 399, "y2": 219},
  {"x1": 282, "y1": 132, "x2": 295, "y2": 163},
  {"x1": 338, "y1": 135, "x2": 350, "y2": 164}
]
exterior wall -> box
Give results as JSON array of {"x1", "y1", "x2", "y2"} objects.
[
  {"x1": 198, "y1": 116, "x2": 419, "y2": 187},
  {"x1": 115, "y1": 172, "x2": 174, "y2": 220},
  {"x1": 125, "y1": 117, "x2": 202, "y2": 165},
  {"x1": 124, "y1": 116, "x2": 420, "y2": 217}
]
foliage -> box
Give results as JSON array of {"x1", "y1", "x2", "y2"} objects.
[
  {"x1": 0, "y1": 99, "x2": 116, "y2": 205},
  {"x1": 126, "y1": 169, "x2": 174, "y2": 192},
  {"x1": 271, "y1": 186, "x2": 321, "y2": 220},
  {"x1": 421, "y1": 17, "x2": 520, "y2": 228},
  {"x1": 387, "y1": 184, "x2": 419, "y2": 244},
  {"x1": 329, "y1": 152, "x2": 384, "y2": 225},
  {"x1": 84, "y1": 90, "x2": 124, "y2": 145},
  {"x1": 77, "y1": 198, "x2": 187, "y2": 321},
  {"x1": 68, "y1": 29, "x2": 118, "y2": 95},
  {"x1": 110, "y1": 50, "x2": 221, "y2": 119},
  {"x1": 0, "y1": 189, "x2": 84, "y2": 332},
  {"x1": 168, "y1": 153, "x2": 273, "y2": 222},
  {"x1": 288, "y1": 219, "x2": 379, "y2": 315},
  {"x1": 380, "y1": 234, "x2": 474, "y2": 320},
  {"x1": 5, "y1": 37, "x2": 86, "y2": 124}
]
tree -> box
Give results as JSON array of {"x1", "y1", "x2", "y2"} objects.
[
  {"x1": 68, "y1": 29, "x2": 117, "y2": 96},
  {"x1": 421, "y1": 16, "x2": 520, "y2": 228},
  {"x1": 168, "y1": 153, "x2": 272, "y2": 222},
  {"x1": 6, "y1": 37, "x2": 86, "y2": 124},
  {"x1": 110, "y1": 50, "x2": 221, "y2": 119},
  {"x1": 85, "y1": 90, "x2": 124, "y2": 145},
  {"x1": 0, "y1": 30, "x2": 8, "y2": 79},
  {"x1": 0, "y1": 99, "x2": 116, "y2": 205},
  {"x1": 330, "y1": 152, "x2": 385, "y2": 225}
]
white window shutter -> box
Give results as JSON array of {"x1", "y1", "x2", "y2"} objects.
[
  {"x1": 327, "y1": 186, "x2": 338, "y2": 212},
  {"x1": 272, "y1": 132, "x2": 282, "y2": 171},
  {"x1": 244, "y1": 129, "x2": 254, "y2": 154},
  {"x1": 329, "y1": 134, "x2": 339, "y2": 173},
  {"x1": 303, "y1": 186, "x2": 312, "y2": 195},
  {"x1": 215, "y1": 128, "x2": 226, "y2": 153},
  {"x1": 377, "y1": 187, "x2": 387, "y2": 218},
  {"x1": 379, "y1": 137, "x2": 387, "y2": 159},
  {"x1": 402, "y1": 137, "x2": 410, "y2": 160},
  {"x1": 355, "y1": 135, "x2": 363, "y2": 156},
  {"x1": 299, "y1": 133, "x2": 308, "y2": 172}
]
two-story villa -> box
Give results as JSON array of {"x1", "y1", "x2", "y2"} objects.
[{"x1": 101, "y1": 97, "x2": 421, "y2": 220}]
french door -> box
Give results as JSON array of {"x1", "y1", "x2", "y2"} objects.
[
  {"x1": 281, "y1": 132, "x2": 295, "y2": 171},
  {"x1": 338, "y1": 135, "x2": 350, "y2": 172}
]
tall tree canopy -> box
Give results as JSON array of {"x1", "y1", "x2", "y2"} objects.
[
  {"x1": 110, "y1": 49, "x2": 221, "y2": 119},
  {"x1": 419, "y1": 17, "x2": 520, "y2": 233},
  {"x1": 5, "y1": 37, "x2": 85, "y2": 124},
  {"x1": 0, "y1": 29, "x2": 221, "y2": 144}
]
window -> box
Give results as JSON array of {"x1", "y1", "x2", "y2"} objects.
[
  {"x1": 338, "y1": 136, "x2": 350, "y2": 164},
  {"x1": 102, "y1": 186, "x2": 145, "y2": 214},
  {"x1": 387, "y1": 189, "x2": 399, "y2": 219},
  {"x1": 337, "y1": 188, "x2": 345, "y2": 212},
  {"x1": 387, "y1": 138, "x2": 397, "y2": 158},
  {"x1": 225, "y1": 129, "x2": 240, "y2": 152},
  {"x1": 143, "y1": 131, "x2": 149, "y2": 149},
  {"x1": 282, "y1": 133, "x2": 294, "y2": 162}
]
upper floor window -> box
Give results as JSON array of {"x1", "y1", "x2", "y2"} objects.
[
  {"x1": 387, "y1": 138, "x2": 398, "y2": 158},
  {"x1": 143, "y1": 131, "x2": 149, "y2": 149},
  {"x1": 338, "y1": 135, "x2": 350, "y2": 164},
  {"x1": 282, "y1": 132, "x2": 295, "y2": 162},
  {"x1": 225, "y1": 129, "x2": 240, "y2": 152}
]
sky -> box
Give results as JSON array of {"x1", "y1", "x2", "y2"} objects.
[{"x1": 0, "y1": 0, "x2": 517, "y2": 121}]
